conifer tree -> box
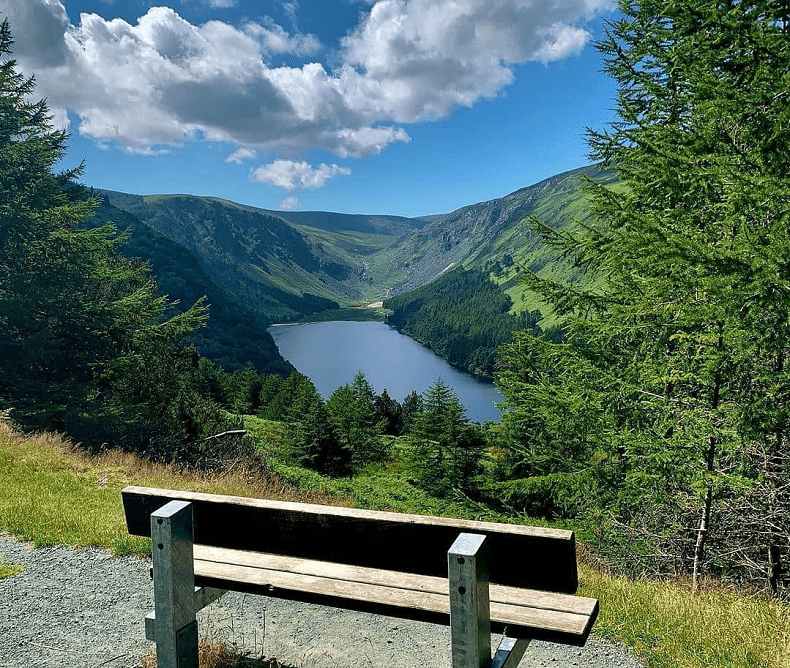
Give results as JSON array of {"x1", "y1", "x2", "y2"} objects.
[
  {"x1": 409, "y1": 380, "x2": 481, "y2": 496},
  {"x1": 498, "y1": 2, "x2": 790, "y2": 592},
  {"x1": 373, "y1": 388, "x2": 403, "y2": 436},
  {"x1": 0, "y1": 20, "x2": 217, "y2": 452},
  {"x1": 325, "y1": 372, "x2": 387, "y2": 469},
  {"x1": 287, "y1": 379, "x2": 348, "y2": 475}
]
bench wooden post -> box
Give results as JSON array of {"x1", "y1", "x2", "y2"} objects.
[
  {"x1": 151, "y1": 500, "x2": 199, "y2": 668},
  {"x1": 448, "y1": 533, "x2": 491, "y2": 668}
]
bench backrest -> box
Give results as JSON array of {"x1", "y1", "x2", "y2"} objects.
[{"x1": 122, "y1": 485, "x2": 579, "y2": 594}]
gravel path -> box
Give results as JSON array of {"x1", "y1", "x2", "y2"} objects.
[{"x1": 0, "y1": 534, "x2": 643, "y2": 668}]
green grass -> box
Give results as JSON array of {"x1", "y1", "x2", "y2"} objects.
[
  {"x1": 0, "y1": 556, "x2": 23, "y2": 578},
  {"x1": 0, "y1": 427, "x2": 149, "y2": 555},
  {"x1": 0, "y1": 421, "x2": 339, "y2": 557},
  {"x1": 1, "y1": 420, "x2": 788, "y2": 668},
  {"x1": 581, "y1": 566, "x2": 790, "y2": 668}
]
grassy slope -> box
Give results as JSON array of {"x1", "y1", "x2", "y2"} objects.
[
  {"x1": 103, "y1": 192, "x2": 359, "y2": 319},
  {"x1": 0, "y1": 420, "x2": 342, "y2": 556},
  {"x1": 363, "y1": 165, "x2": 618, "y2": 327},
  {"x1": 2, "y1": 422, "x2": 787, "y2": 668},
  {"x1": 461, "y1": 166, "x2": 618, "y2": 328}
]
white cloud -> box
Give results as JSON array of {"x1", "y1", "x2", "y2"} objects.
[
  {"x1": 532, "y1": 23, "x2": 591, "y2": 64},
  {"x1": 1, "y1": 0, "x2": 610, "y2": 188},
  {"x1": 339, "y1": 0, "x2": 608, "y2": 122},
  {"x1": 333, "y1": 126, "x2": 411, "y2": 158},
  {"x1": 226, "y1": 147, "x2": 257, "y2": 163},
  {"x1": 251, "y1": 160, "x2": 351, "y2": 191},
  {"x1": 279, "y1": 196, "x2": 300, "y2": 210},
  {"x1": 206, "y1": 0, "x2": 237, "y2": 7},
  {"x1": 245, "y1": 18, "x2": 321, "y2": 56}
]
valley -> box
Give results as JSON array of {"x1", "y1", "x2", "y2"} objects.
[{"x1": 97, "y1": 164, "x2": 611, "y2": 375}]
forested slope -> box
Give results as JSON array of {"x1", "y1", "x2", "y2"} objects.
[
  {"x1": 385, "y1": 267, "x2": 542, "y2": 379},
  {"x1": 84, "y1": 197, "x2": 293, "y2": 375}
]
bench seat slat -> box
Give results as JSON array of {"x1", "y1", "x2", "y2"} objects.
[
  {"x1": 193, "y1": 545, "x2": 598, "y2": 646},
  {"x1": 195, "y1": 546, "x2": 598, "y2": 617}
]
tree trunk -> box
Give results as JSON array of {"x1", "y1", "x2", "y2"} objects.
[
  {"x1": 766, "y1": 435, "x2": 784, "y2": 596},
  {"x1": 768, "y1": 542, "x2": 781, "y2": 595},
  {"x1": 693, "y1": 434, "x2": 717, "y2": 593},
  {"x1": 692, "y1": 483, "x2": 713, "y2": 592},
  {"x1": 693, "y1": 327, "x2": 724, "y2": 592}
]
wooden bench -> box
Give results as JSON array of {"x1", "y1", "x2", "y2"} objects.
[{"x1": 122, "y1": 485, "x2": 598, "y2": 668}]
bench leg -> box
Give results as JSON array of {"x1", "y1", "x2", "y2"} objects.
[
  {"x1": 491, "y1": 637, "x2": 530, "y2": 668},
  {"x1": 448, "y1": 533, "x2": 491, "y2": 668},
  {"x1": 151, "y1": 500, "x2": 199, "y2": 668}
]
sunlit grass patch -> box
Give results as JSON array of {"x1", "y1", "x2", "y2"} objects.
[
  {"x1": 0, "y1": 556, "x2": 24, "y2": 579},
  {"x1": 580, "y1": 564, "x2": 790, "y2": 668},
  {"x1": 0, "y1": 420, "x2": 344, "y2": 557}
]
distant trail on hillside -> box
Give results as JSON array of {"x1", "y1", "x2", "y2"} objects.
[{"x1": 0, "y1": 535, "x2": 642, "y2": 668}]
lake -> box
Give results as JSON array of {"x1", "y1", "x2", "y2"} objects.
[{"x1": 268, "y1": 320, "x2": 505, "y2": 423}]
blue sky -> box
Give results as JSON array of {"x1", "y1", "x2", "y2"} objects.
[{"x1": 3, "y1": 0, "x2": 617, "y2": 218}]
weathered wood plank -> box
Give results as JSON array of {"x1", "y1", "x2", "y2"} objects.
[
  {"x1": 123, "y1": 486, "x2": 578, "y2": 593},
  {"x1": 191, "y1": 549, "x2": 597, "y2": 645},
  {"x1": 194, "y1": 546, "x2": 598, "y2": 617}
]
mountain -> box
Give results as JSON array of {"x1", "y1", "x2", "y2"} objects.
[
  {"x1": 103, "y1": 192, "x2": 356, "y2": 321},
  {"x1": 93, "y1": 165, "x2": 612, "y2": 372},
  {"x1": 370, "y1": 164, "x2": 616, "y2": 307},
  {"x1": 84, "y1": 197, "x2": 294, "y2": 374}
]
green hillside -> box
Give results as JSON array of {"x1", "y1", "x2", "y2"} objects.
[
  {"x1": 103, "y1": 191, "x2": 356, "y2": 320},
  {"x1": 374, "y1": 164, "x2": 617, "y2": 323},
  {"x1": 84, "y1": 197, "x2": 293, "y2": 374},
  {"x1": 102, "y1": 166, "x2": 611, "y2": 323}
]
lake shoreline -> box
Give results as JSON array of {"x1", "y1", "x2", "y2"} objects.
[{"x1": 268, "y1": 320, "x2": 504, "y2": 423}]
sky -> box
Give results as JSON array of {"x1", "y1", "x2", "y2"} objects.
[{"x1": 2, "y1": 0, "x2": 618, "y2": 218}]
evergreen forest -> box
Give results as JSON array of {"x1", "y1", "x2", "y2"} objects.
[
  {"x1": 384, "y1": 266, "x2": 544, "y2": 379},
  {"x1": 1, "y1": 0, "x2": 789, "y2": 612}
]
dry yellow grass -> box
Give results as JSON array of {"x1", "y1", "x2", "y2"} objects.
[
  {"x1": 580, "y1": 564, "x2": 790, "y2": 668},
  {"x1": 0, "y1": 420, "x2": 347, "y2": 555},
  {"x1": 140, "y1": 639, "x2": 292, "y2": 668}
]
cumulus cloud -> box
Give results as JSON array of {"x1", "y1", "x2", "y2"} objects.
[
  {"x1": 251, "y1": 160, "x2": 351, "y2": 191},
  {"x1": 226, "y1": 147, "x2": 257, "y2": 163},
  {"x1": 0, "y1": 0, "x2": 610, "y2": 188},
  {"x1": 338, "y1": 0, "x2": 608, "y2": 122},
  {"x1": 246, "y1": 18, "x2": 321, "y2": 56},
  {"x1": 333, "y1": 126, "x2": 411, "y2": 158},
  {"x1": 279, "y1": 196, "x2": 300, "y2": 210}
]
